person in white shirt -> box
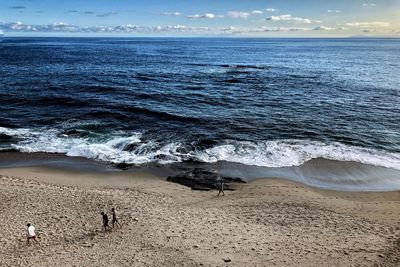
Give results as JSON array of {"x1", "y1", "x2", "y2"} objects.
[{"x1": 26, "y1": 223, "x2": 39, "y2": 244}]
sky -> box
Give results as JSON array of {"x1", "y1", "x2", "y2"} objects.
[{"x1": 0, "y1": 0, "x2": 399, "y2": 37}]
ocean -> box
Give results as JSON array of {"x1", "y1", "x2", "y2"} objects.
[{"x1": 0, "y1": 37, "x2": 399, "y2": 190}]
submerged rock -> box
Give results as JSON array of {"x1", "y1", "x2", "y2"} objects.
[
  {"x1": 114, "y1": 162, "x2": 133, "y2": 170},
  {"x1": 167, "y1": 168, "x2": 244, "y2": 191}
]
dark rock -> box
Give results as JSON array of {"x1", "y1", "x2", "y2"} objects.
[
  {"x1": 223, "y1": 258, "x2": 232, "y2": 263},
  {"x1": 114, "y1": 162, "x2": 133, "y2": 170},
  {"x1": 167, "y1": 168, "x2": 244, "y2": 191}
]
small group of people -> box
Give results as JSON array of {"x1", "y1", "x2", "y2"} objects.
[
  {"x1": 101, "y1": 207, "x2": 121, "y2": 231},
  {"x1": 25, "y1": 178, "x2": 223, "y2": 245},
  {"x1": 25, "y1": 178, "x2": 223, "y2": 244},
  {"x1": 26, "y1": 207, "x2": 121, "y2": 244}
]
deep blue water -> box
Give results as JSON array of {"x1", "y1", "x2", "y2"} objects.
[{"x1": 0, "y1": 37, "x2": 399, "y2": 170}]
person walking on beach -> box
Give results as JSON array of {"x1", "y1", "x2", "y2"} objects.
[
  {"x1": 101, "y1": 212, "x2": 112, "y2": 232},
  {"x1": 217, "y1": 177, "x2": 225, "y2": 196},
  {"x1": 26, "y1": 223, "x2": 39, "y2": 245},
  {"x1": 111, "y1": 208, "x2": 121, "y2": 228}
]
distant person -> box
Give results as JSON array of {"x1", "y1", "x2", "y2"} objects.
[
  {"x1": 101, "y1": 212, "x2": 112, "y2": 232},
  {"x1": 217, "y1": 177, "x2": 225, "y2": 196},
  {"x1": 26, "y1": 223, "x2": 39, "y2": 245},
  {"x1": 111, "y1": 208, "x2": 121, "y2": 228}
]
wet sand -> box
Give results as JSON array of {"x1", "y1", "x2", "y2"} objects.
[{"x1": 0, "y1": 166, "x2": 399, "y2": 266}]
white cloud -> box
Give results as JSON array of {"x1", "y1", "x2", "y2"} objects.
[
  {"x1": 187, "y1": 14, "x2": 200, "y2": 19},
  {"x1": 170, "y1": 25, "x2": 185, "y2": 29},
  {"x1": 227, "y1": 11, "x2": 250, "y2": 19},
  {"x1": 252, "y1": 10, "x2": 263, "y2": 14},
  {"x1": 8, "y1": 21, "x2": 23, "y2": 30},
  {"x1": 266, "y1": 14, "x2": 290, "y2": 21},
  {"x1": 222, "y1": 26, "x2": 235, "y2": 32},
  {"x1": 162, "y1": 12, "x2": 181, "y2": 16},
  {"x1": 266, "y1": 14, "x2": 319, "y2": 24},
  {"x1": 187, "y1": 13, "x2": 218, "y2": 19},
  {"x1": 362, "y1": 3, "x2": 377, "y2": 7},
  {"x1": 4, "y1": 21, "x2": 382, "y2": 36},
  {"x1": 313, "y1": 26, "x2": 344, "y2": 31},
  {"x1": 0, "y1": 21, "x2": 229, "y2": 34},
  {"x1": 1, "y1": 21, "x2": 79, "y2": 32},
  {"x1": 265, "y1": 8, "x2": 276, "y2": 12},
  {"x1": 327, "y1": 10, "x2": 341, "y2": 13},
  {"x1": 345, "y1": 21, "x2": 391, "y2": 27},
  {"x1": 0, "y1": 21, "x2": 314, "y2": 35},
  {"x1": 154, "y1": 25, "x2": 214, "y2": 33},
  {"x1": 234, "y1": 26, "x2": 311, "y2": 34}
]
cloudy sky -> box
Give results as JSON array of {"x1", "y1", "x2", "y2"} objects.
[{"x1": 1, "y1": 0, "x2": 399, "y2": 37}]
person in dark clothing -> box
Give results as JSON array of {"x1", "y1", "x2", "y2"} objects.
[
  {"x1": 111, "y1": 208, "x2": 121, "y2": 228},
  {"x1": 217, "y1": 177, "x2": 225, "y2": 196},
  {"x1": 100, "y1": 212, "x2": 112, "y2": 231}
]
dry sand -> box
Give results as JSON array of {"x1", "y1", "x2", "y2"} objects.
[{"x1": 0, "y1": 167, "x2": 399, "y2": 266}]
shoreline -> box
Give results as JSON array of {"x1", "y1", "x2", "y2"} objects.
[
  {"x1": 1, "y1": 166, "x2": 399, "y2": 266},
  {"x1": 1, "y1": 151, "x2": 400, "y2": 192}
]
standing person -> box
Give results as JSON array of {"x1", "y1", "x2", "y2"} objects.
[
  {"x1": 217, "y1": 177, "x2": 225, "y2": 196},
  {"x1": 26, "y1": 223, "x2": 39, "y2": 245},
  {"x1": 100, "y1": 212, "x2": 112, "y2": 232},
  {"x1": 111, "y1": 208, "x2": 121, "y2": 228}
]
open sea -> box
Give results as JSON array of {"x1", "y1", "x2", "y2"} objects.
[{"x1": 0, "y1": 37, "x2": 399, "y2": 190}]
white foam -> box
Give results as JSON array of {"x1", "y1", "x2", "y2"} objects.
[
  {"x1": 193, "y1": 140, "x2": 400, "y2": 170},
  {"x1": 1, "y1": 126, "x2": 400, "y2": 170},
  {"x1": 0, "y1": 126, "x2": 37, "y2": 137},
  {"x1": 66, "y1": 139, "x2": 182, "y2": 165},
  {"x1": 1, "y1": 126, "x2": 183, "y2": 164}
]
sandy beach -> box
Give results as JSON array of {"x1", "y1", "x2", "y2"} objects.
[{"x1": 0, "y1": 166, "x2": 399, "y2": 267}]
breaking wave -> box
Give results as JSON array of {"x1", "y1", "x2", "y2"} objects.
[{"x1": 1, "y1": 126, "x2": 399, "y2": 170}]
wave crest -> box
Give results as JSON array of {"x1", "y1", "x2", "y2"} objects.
[
  {"x1": 195, "y1": 140, "x2": 400, "y2": 170},
  {"x1": 1, "y1": 126, "x2": 399, "y2": 170}
]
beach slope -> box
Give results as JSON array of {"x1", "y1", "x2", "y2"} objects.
[{"x1": 1, "y1": 167, "x2": 399, "y2": 266}]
